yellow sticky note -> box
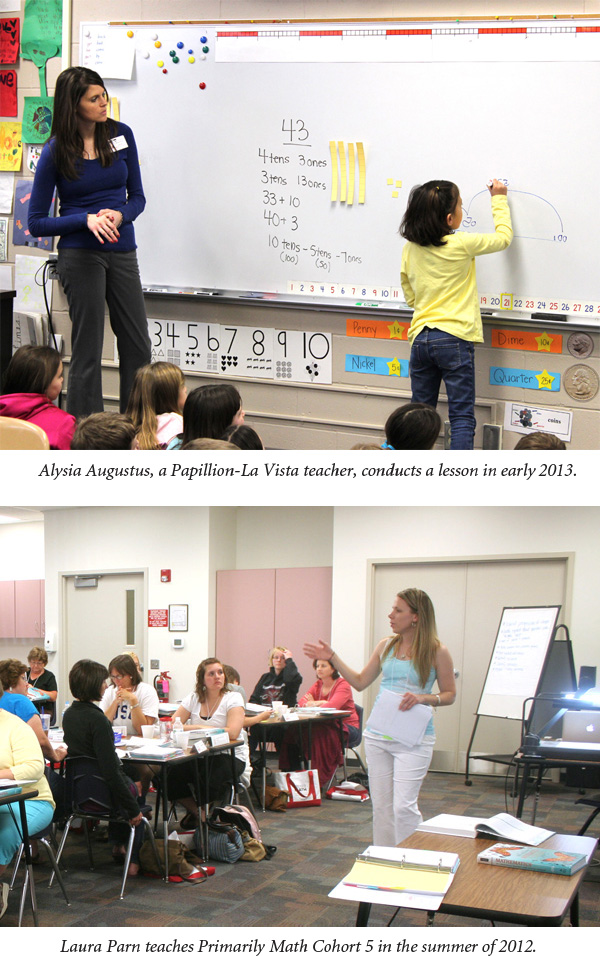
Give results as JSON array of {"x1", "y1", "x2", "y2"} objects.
[
  {"x1": 338, "y1": 141, "x2": 347, "y2": 203},
  {"x1": 347, "y1": 143, "x2": 355, "y2": 206},
  {"x1": 387, "y1": 178, "x2": 393, "y2": 186},
  {"x1": 357, "y1": 142, "x2": 366, "y2": 204},
  {"x1": 110, "y1": 97, "x2": 119, "y2": 121},
  {"x1": 392, "y1": 191, "x2": 398, "y2": 199},
  {"x1": 396, "y1": 180, "x2": 402, "y2": 188},
  {"x1": 329, "y1": 141, "x2": 338, "y2": 202}
]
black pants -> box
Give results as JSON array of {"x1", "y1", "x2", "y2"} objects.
[
  {"x1": 58, "y1": 248, "x2": 151, "y2": 417},
  {"x1": 167, "y1": 755, "x2": 246, "y2": 804}
]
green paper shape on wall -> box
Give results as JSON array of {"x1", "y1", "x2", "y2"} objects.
[
  {"x1": 23, "y1": 96, "x2": 53, "y2": 144},
  {"x1": 20, "y1": 0, "x2": 62, "y2": 69}
]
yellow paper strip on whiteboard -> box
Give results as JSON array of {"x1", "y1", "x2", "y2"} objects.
[
  {"x1": 338, "y1": 141, "x2": 347, "y2": 203},
  {"x1": 357, "y1": 142, "x2": 366, "y2": 204},
  {"x1": 347, "y1": 142, "x2": 355, "y2": 206},
  {"x1": 329, "y1": 140, "x2": 338, "y2": 202},
  {"x1": 111, "y1": 97, "x2": 119, "y2": 120}
]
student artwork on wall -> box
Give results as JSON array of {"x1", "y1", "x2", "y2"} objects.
[
  {"x1": 0, "y1": 69, "x2": 17, "y2": 116},
  {"x1": 0, "y1": 17, "x2": 20, "y2": 64},
  {"x1": 20, "y1": 0, "x2": 61, "y2": 68},
  {"x1": 0, "y1": 121, "x2": 21, "y2": 171},
  {"x1": 13, "y1": 178, "x2": 54, "y2": 247},
  {"x1": 22, "y1": 96, "x2": 53, "y2": 143}
]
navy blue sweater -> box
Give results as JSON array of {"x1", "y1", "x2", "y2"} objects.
[{"x1": 28, "y1": 121, "x2": 145, "y2": 252}]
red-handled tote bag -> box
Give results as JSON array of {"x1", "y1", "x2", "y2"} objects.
[{"x1": 273, "y1": 769, "x2": 321, "y2": 807}]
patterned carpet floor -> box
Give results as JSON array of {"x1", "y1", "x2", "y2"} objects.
[{"x1": 4, "y1": 769, "x2": 599, "y2": 928}]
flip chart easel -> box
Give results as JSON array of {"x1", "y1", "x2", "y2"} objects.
[{"x1": 464, "y1": 605, "x2": 574, "y2": 785}]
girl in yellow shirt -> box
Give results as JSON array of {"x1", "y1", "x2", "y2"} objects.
[{"x1": 400, "y1": 179, "x2": 512, "y2": 449}]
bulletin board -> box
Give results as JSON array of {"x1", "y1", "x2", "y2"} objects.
[{"x1": 81, "y1": 18, "x2": 600, "y2": 317}]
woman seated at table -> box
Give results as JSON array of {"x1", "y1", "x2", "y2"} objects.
[
  {"x1": 26, "y1": 646, "x2": 58, "y2": 724},
  {"x1": 0, "y1": 659, "x2": 67, "y2": 767},
  {"x1": 169, "y1": 658, "x2": 249, "y2": 829},
  {"x1": 280, "y1": 657, "x2": 360, "y2": 788},
  {"x1": 63, "y1": 659, "x2": 145, "y2": 876},
  {"x1": 0, "y1": 687, "x2": 55, "y2": 920},
  {"x1": 100, "y1": 654, "x2": 159, "y2": 799},
  {"x1": 248, "y1": 647, "x2": 302, "y2": 765},
  {"x1": 101, "y1": 654, "x2": 159, "y2": 736}
]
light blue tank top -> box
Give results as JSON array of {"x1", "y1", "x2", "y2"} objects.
[{"x1": 365, "y1": 644, "x2": 437, "y2": 742}]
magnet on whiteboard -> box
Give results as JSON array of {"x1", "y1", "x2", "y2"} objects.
[{"x1": 143, "y1": 51, "x2": 149, "y2": 59}]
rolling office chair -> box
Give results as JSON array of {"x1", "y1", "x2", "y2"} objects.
[
  {"x1": 52, "y1": 756, "x2": 161, "y2": 899},
  {"x1": 0, "y1": 416, "x2": 50, "y2": 449},
  {"x1": 575, "y1": 796, "x2": 600, "y2": 835}
]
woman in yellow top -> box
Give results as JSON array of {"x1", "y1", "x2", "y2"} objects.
[
  {"x1": 400, "y1": 178, "x2": 512, "y2": 449},
  {"x1": 0, "y1": 689, "x2": 55, "y2": 920}
]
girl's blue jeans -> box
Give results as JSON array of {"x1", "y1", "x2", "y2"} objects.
[{"x1": 409, "y1": 327, "x2": 476, "y2": 450}]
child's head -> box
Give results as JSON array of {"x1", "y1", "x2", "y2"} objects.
[
  {"x1": 221, "y1": 423, "x2": 263, "y2": 450},
  {"x1": 182, "y1": 383, "x2": 244, "y2": 443},
  {"x1": 514, "y1": 432, "x2": 566, "y2": 450},
  {"x1": 71, "y1": 412, "x2": 137, "y2": 450},
  {"x1": 2, "y1": 345, "x2": 63, "y2": 400},
  {"x1": 384, "y1": 403, "x2": 442, "y2": 450},
  {"x1": 400, "y1": 180, "x2": 461, "y2": 247},
  {"x1": 126, "y1": 362, "x2": 186, "y2": 449}
]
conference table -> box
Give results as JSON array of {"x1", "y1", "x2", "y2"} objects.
[
  {"x1": 120, "y1": 737, "x2": 243, "y2": 878},
  {"x1": 353, "y1": 829, "x2": 597, "y2": 927},
  {"x1": 253, "y1": 708, "x2": 349, "y2": 810}
]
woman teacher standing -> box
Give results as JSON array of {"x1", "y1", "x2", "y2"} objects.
[
  {"x1": 304, "y1": 588, "x2": 455, "y2": 846},
  {"x1": 28, "y1": 67, "x2": 151, "y2": 417}
]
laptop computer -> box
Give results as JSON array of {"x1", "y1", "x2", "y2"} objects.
[{"x1": 561, "y1": 710, "x2": 600, "y2": 743}]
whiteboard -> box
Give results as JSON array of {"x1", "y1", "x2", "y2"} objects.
[
  {"x1": 82, "y1": 20, "x2": 600, "y2": 316},
  {"x1": 476, "y1": 605, "x2": 561, "y2": 720}
]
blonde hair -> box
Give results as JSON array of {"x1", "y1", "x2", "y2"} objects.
[
  {"x1": 126, "y1": 362, "x2": 185, "y2": 449},
  {"x1": 269, "y1": 646, "x2": 287, "y2": 666},
  {"x1": 383, "y1": 588, "x2": 440, "y2": 685}
]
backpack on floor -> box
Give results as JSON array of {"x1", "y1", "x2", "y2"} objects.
[{"x1": 211, "y1": 804, "x2": 262, "y2": 842}]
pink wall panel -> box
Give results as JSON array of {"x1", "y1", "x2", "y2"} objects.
[
  {"x1": 215, "y1": 569, "x2": 276, "y2": 698},
  {"x1": 274, "y1": 567, "x2": 333, "y2": 696}
]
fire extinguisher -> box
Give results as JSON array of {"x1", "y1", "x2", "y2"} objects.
[{"x1": 154, "y1": 671, "x2": 171, "y2": 702}]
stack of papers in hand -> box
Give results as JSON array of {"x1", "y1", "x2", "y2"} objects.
[{"x1": 418, "y1": 812, "x2": 554, "y2": 846}]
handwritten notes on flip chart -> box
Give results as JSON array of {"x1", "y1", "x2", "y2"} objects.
[{"x1": 477, "y1": 606, "x2": 561, "y2": 719}]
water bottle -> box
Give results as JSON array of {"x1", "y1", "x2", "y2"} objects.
[{"x1": 173, "y1": 716, "x2": 184, "y2": 735}]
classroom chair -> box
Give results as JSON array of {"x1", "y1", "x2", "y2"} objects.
[
  {"x1": 10, "y1": 819, "x2": 70, "y2": 926},
  {"x1": 52, "y1": 756, "x2": 161, "y2": 899},
  {"x1": 0, "y1": 416, "x2": 50, "y2": 449},
  {"x1": 326, "y1": 704, "x2": 368, "y2": 790},
  {"x1": 575, "y1": 795, "x2": 600, "y2": 835}
]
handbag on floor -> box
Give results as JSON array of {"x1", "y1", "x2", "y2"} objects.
[
  {"x1": 200, "y1": 821, "x2": 245, "y2": 863},
  {"x1": 264, "y1": 784, "x2": 289, "y2": 812},
  {"x1": 139, "y1": 838, "x2": 208, "y2": 882},
  {"x1": 272, "y1": 769, "x2": 321, "y2": 808},
  {"x1": 211, "y1": 804, "x2": 262, "y2": 841}
]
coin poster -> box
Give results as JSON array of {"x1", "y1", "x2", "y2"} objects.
[{"x1": 504, "y1": 402, "x2": 572, "y2": 441}]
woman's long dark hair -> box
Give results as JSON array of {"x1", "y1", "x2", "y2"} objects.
[
  {"x1": 50, "y1": 66, "x2": 116, "y2": 180},
  {"x1": 399, "y1": 180, "x2": 460, "y2": 247}
]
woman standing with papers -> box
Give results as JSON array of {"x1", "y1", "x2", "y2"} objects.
[{"x1": 304, "y1": 588, "x2": 455, "y2": 846}]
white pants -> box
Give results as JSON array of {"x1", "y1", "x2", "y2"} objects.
[{"x1": 364, "y1": 735, "x2": 434, "y2": 846}]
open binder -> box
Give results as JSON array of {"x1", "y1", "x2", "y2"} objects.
[{"x1": 329, "y1": 845, "x2": 459, "y2": 911}]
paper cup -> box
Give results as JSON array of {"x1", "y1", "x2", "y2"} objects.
[
  {"x1": 141, "y1": 724, "x2": 155, "y2": 738},
  {"x1": 175, "y1": 731, "x2": 190, "y2": 749},
  {"x1": 272, "y1": 701, "x2": 284, "y2": 713},
  {"x1": 113, "y1": 730, "x2": 122, "y2": 744}
]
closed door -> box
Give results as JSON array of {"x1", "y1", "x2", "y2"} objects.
[{"x1": 62, "y1": 571, "x2": 146, "y2": 704}]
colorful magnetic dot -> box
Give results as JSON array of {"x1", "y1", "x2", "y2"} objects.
[
  {"x1": 155, "y1": 40, "x2": 162, "y2": 48},
  {"x1": 202, "y1": 46, "x2": 209, "y2": 53},
  {"x1": 169, "y1": 50, "x2": 176, "y2": 57},
  {"x1": 177, "y1": 42, "x2": 184, "y2": 49},
  {"x1": 188, "y1": 56, "x2": 195, "y2": 64},
  {"x1": 200, "y1": 36, "x2": 207, "y2": 44},
  {"x1": 162, "y1": 69, "x2": 168, "y2": 74},
  {"x1": 152, "y1": 34, "x2": 158, "y2": 40},
  {"x1": 127, "y1": 31, "x2": 134, "y2": 38},
  {"x1": 188, "y1": 49, "x2": 194, "y2": 54},
  {"x1": 199, "y1": 82, "x2": 206, "y2": 90},
  {"x1": 201, "y1": 54, "x2": 206, "y2": 60},
  {"x1": 143, "y1": 51, "x2": 149, "y2": 59},
  {"x1": 157, "y1": 60, "x2": 164, "y2": 67},
  {"x1": 172, "y1": 56, "x2": 179, "y2": 64}
]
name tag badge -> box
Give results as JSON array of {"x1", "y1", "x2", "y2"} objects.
[{"x1": 110, "y1": 135, "x2": 128, "y2": 152}]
